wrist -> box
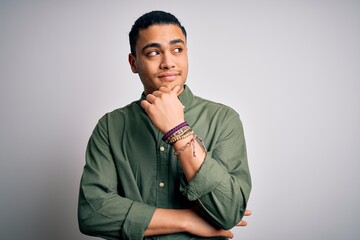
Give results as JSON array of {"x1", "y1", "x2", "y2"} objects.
[
  {"x1": 178, "y1": 209, "x2": 193, "y2": 232},
  {"x1": 173, "y1": 134, "x2": 194, "y2": 153},
  {"x1": 162, "y1": 121, "x2": 190, "y2": 144}
]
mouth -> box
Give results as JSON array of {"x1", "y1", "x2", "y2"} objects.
[{"x1": 158, "y1": 72, "x2": 180, "y2": 81}]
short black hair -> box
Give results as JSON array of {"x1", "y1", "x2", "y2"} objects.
[{"x1": 129, "y1": 10, "x2": 187, "y2": 56}]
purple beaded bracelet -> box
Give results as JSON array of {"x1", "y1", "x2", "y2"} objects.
[{"x1": 162, "y1": 121, "x2": 188, "y2": 142}]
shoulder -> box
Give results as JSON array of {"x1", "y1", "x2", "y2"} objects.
[{"x1": 97, "y1": 100, "x2": 143, "y2": 126}]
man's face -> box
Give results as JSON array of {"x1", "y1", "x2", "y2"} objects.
[{"x1": 129, "y1": 24, "x2": 188, "y2": 95}]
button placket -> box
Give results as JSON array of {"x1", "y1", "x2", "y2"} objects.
[
  {"x1": 157, "y1": 139, "x2": 169, "y2": 207},
  {"x1": 159, "y1": 146, "x2": 166, "y2": 189}
]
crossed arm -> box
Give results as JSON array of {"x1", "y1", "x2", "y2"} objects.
[{"x1": 145, "y1": 208, "x2": 251, "y2": 238}]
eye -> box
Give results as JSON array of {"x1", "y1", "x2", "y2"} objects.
[
  {"x1": 147, "y1": 51, "x2": 159, "y2": 57},
  {"x1": 173, "y1": 48, "x2": 183, "y2": 53}
]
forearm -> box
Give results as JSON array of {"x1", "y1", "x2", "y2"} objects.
[
  {"x1": 144, "y1": 208, "x2": 234, "y2": 238},
  {"x1": 178, "y1": 117, "x2": 251, "y2": 229},
  {"x1": 173, "y1": 135, "x2": 206, "y2": 181},
  {"x1": 179, "y1": 152, "x2": 251, "y2": 229},
  {"x1": 144, "y1": 208, "x2": 186, "y2": 236},
  {"x1": 78, "y1": 180, "x2": 156, "y2": 239},
  {"x1": 80, "y1": 118, "x2": 156, "y2": 240},
  {"x1": 173, "y1": 137, "x2": 249, "y2": 229}
]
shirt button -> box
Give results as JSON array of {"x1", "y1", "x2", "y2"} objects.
[
  {"x1": 160, "y1": 146, "x2": 165, "y2": 152},
  {"x1": 159, "y1": 182, "x2": 165, "y2": 188}
]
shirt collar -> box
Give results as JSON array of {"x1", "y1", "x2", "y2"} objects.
[{"x1": 178, "y1": 85, "x2": 193, "y2": 111}]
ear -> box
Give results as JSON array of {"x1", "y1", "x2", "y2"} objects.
[{"x1": 128, "y1": 53, "x2": 138, "y2": 73}]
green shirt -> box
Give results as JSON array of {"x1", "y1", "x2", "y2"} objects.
[{"x1": 78, "y1": 86, "x2": 251, "y2": 240}]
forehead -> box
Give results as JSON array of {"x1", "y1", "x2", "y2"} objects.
[{"x1": 137, "y1": 24, "x2": 186, "y2": 48}]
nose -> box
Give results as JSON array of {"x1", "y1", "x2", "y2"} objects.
[{"x1": 160, "y1": 52, "x2": 175, "y2": 69}]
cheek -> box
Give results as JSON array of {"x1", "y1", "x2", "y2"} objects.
[
  {"x1": 178, "y1": 55, "x2": 188, "y2": 67},
  {"x1": 138, "y1": 64, "x2": 158, "y2": 83},
  {"x1": 140, "y1": 61, "x2": 158, "y2": 74},
  {"x1": 180, "y1": 59, "x2": 188, "y2": 73}
]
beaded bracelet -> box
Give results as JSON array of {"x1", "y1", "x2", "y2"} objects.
[
  {"x1": 174, "y1": 135, "x2": 207, "y2": 157},
  {"x1": 162, "y1": 121, "x2": 188, "y2": 142},
  {"x1": 174, "y1": 135, "x2": 196, "y2": 156},
  {"x1": 165, "y1": 126, "x2": 191, "y2": 144},
  {"x1": 167, "y1": 129, "x2": 194, "y2": 145}
]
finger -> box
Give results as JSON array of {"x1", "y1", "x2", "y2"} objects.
[
  {"x1": 236, "y1": 220, "x2": 247, "y2": 227},
  {"x1": 171, "y1": 84, "x2": 182, "y2": 95},
  {"x1": 140, "y1": 100, "x2": 151, "y2": 111},
  {"x1": 221, "y1": 230, "x2": 234, "y2": 239},
  {"x1": 244, "y1": 210, "x2": 252, "y2": 216},
  {"x1": 145, "y1": 94, "x2": 157, "y2": 103},
  {"x1": 153, "y1": 87, "x2": 172, "y2": 97},
  {"x1": 228, "y1": 230, "x2": 234, "y2": 239},
  {"x1": 158, "y1": 86, "x2": 171, "y2": 93},
  {"x1": 152, "y1": 90, "x2": 163, "y2": 97}
]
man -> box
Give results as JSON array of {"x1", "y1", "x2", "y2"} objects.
[{"x1": 78, "y1": 10, "x2": 251, "y2": 239}]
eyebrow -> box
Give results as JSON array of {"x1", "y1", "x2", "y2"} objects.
[
  {"x1": 141, "y1": 38, "x2": 185, "y2": 53},
  {"x1": 170, "y1": 38, "x2": 185, "y2": 45}
]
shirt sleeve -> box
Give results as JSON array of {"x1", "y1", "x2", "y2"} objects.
[
  {"x1": 78, "y1": 115, "x2": 156, "y2": 240},
  {"x1": 180, "y1": 113, "x2": 251, "y2": 230}
]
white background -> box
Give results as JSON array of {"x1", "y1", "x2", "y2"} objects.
[{"x1": 0, "y1": 0, "x2": 359, "y2": 239}]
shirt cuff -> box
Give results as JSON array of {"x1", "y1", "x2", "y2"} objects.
[
  {"x1": 180, "y1": 153, "x2": 227, "y2": 201},
  {"x1": 121, "y1": 201, "x2": 156, "y2": 240}
]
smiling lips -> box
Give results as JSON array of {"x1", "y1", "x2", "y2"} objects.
[{"x1": 158, "y1": 72, "x2": 179, "y2": 81}]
